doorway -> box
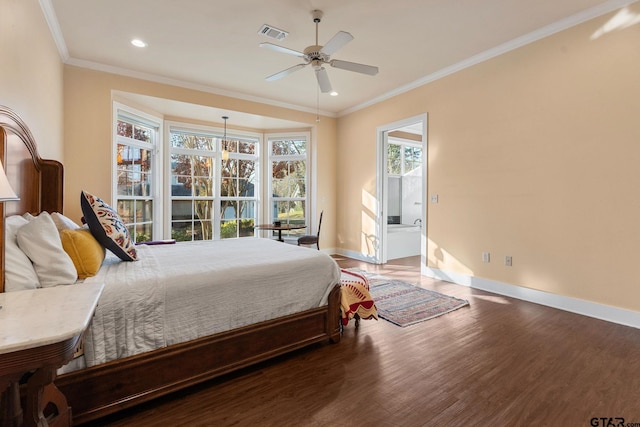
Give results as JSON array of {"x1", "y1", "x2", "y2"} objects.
[{"x1": 376, "y1": 114, "x2": 427, "y2": 266}]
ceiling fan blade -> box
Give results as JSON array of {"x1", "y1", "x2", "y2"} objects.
[
  {"x1": 266, "y1": 63, "x2": 307, "y2": 81},
  {"x1": 260, "y1": 42, "x2": 305, "y2": 58},
  {"x1": 320, "y1": 31, "x2": 354, "y2": 56},
  {"x1": 330, "y1": 59, "x2": 379, "y2": 76},
  {"x1": 315, "y1": 67, "x2": 333, "y2": 93}
]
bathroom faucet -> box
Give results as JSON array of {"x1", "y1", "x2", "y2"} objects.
[{"x1": 414, "y1": 218, "x2": 422, "y2": 226}]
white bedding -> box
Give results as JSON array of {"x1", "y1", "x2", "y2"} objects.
[{"x1": 78, "y1": 238, "x2": 340, "y2": 367}]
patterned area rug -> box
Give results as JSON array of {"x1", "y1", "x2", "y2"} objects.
[{"x1": 348, "y1": 269, "x2": 469, "y2": 327}]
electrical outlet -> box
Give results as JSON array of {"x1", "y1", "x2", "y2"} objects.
[
  {"x1": 505, "y1": 256, "x2": 512, "y2": 267},
  {"x1": 482, "y1": 252, "x2": 490, "y2": 263},
  {"x1": 430, "y1": 194, "x2": 439, "y2": 204}
]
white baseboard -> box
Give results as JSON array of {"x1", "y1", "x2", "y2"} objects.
[
  {"x1": 320, "y1": 247, "x2": 337, "y2": 256},
  {"x1": 422, "y1": 266, "x2": 640, "y2": 330},
  {"x1": 333, "y1": 248, "x2": 378, "y2": 264}
]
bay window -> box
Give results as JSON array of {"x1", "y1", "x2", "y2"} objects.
[{"x1": 113, "y1": 106, "x2": 310, "y2": 242}]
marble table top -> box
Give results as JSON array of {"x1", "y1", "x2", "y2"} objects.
[{"x1": 0, "y1": 282, "x2": 104, "y2": 354}]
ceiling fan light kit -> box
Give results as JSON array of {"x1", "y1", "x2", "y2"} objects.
[{"x1": 260, "y1": 9, "x2": 379, "y2": 93}]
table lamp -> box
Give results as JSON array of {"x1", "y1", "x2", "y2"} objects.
[{"x1": 0, "y1": 162, "x2": 19, "y2": 201}]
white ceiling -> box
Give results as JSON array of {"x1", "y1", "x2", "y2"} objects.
[{"x1": 46, "y1": 0, "x2": 632, "y2": 120}]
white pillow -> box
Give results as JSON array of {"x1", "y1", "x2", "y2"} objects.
[
  {"x1": 51, "y1": 212, "x2": 81, "y2": 232},
  {"x1": 16, "y1": 212, "x2": 78, "y2": 287},
  {"x1": 4, "y1": 215, "x2": 40, "y2": 291},
  {"x1": 22, "y1": 212, "x2": 36, "y2": 222}
]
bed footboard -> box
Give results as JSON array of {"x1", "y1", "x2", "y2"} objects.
[{"x1": 56, "y1": 283, "x2": 341, "y2": 424}]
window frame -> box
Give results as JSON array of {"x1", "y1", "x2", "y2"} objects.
[
  {"x1": 165, "y1": 121, "x2": 261, "y2": 241},
  {"x1": 112, "y1": 103, "x2": 163, "y2": 243},
  {"x1": 387, "y1": 137, "x2": 423, "y2": 176},
  {"x1": 265, "y1": 132, "x2": 311, "y2": 240},
  {"x1": 166, "y1": 124, "x2": 218, "y2": 242},
  {"x1": 112, "y1": 104, "x2": 313, "y2": 243}
]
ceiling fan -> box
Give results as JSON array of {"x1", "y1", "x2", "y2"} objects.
[{"x1": 260, "y1": 10, "x2": 379, "y2": 93}]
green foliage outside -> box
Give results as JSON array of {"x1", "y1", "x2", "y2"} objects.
[
  {"x1": 171, "y1": 228, "x2": 193, "y2": 242},
  {"x1": 221, "y1": 219, "x2": 255, "y2": 239},
  {"x1": 135, "y1": 233, "x2": 152, "y2": 243}
]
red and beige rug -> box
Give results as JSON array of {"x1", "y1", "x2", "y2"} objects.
[{"x1": 346, "y1": 269, "x2": 469, "y2": 327}]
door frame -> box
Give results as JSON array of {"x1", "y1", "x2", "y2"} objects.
[{"x1": 375, "y1": 113, "x2": 428, "y2": 265}]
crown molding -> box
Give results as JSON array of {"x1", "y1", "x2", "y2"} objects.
[
  {"x1": 39, "y1": 0, "x2": 637, "y2": 119},
  {"x1": 339, "y1": 0, "x2": 639, "y2": 116},
  {"x1": 65, "y1": 58, "x2": 337, "y2": 118},
  {"x1": 38, "y1": 1, "x2": 335, "y2": 118},
  {"x1": 39, "y1": 0, "x2": 69, "y2": 61}
]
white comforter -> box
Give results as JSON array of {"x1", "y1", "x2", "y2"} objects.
[{"x1": 80, "y1": 238, "x2": 340, "y2": 367}]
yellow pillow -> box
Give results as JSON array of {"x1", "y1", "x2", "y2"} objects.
[{"x1": 60, "y1": 229, "x2": 106, "y2": 279}]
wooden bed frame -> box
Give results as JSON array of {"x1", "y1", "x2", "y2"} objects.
[{"x1": 0, "y1": 105, "x2": 342, "y2": 424}]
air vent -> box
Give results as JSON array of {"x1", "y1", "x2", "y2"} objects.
[{"x1": 258, "y1": 24, "x2": 289, "y2": 40}]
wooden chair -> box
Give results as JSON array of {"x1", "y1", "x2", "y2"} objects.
[{"x1": 298, "y1": 211, "x2": 323, "y2": 249}]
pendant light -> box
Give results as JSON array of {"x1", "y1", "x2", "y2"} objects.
[{"x1": 221, "y1": 115, "x2": 229, "y2": 161}]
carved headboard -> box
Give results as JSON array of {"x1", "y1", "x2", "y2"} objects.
[{"x1": 0, "y1": 105, "x2": 64, "y2": 292}]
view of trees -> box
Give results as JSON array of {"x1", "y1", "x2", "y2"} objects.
[
  {"x1": 271, "y1": 139, "x2": 306, "y2": 225},
  {"x1": 388, "y1": 142, "x2": 422, "y2": 175},
  {"x1": 116, "y1": 115, "x2": 310, "y2": 243},
  {"x1": 170, "y1": 132, "x2": 257, "y2": 240},
  {"x1": 116, "y1": 120, "x2": 154, "y2": 242}
]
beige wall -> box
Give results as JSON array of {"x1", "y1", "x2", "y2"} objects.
[
  {"x1": 337, "y1": 5, "x2": 640, "y2": 312},
  {"x1": 6, "y1": 0, "x2": 640, "y2": 314},
  {"x1": 63, "y1": 66, "x2": 338, "y2": 246},
  {"x1": 0, "y1": 0, "x2": 63, "y2": 160}
]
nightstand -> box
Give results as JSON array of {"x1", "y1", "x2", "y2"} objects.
[{"x1": 0, "y1": 283, "x2": 103, "y2": 426}]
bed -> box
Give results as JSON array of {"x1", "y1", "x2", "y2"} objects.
[{"x1": 0, "y1": 105, "x2": 342, "y2": 424}]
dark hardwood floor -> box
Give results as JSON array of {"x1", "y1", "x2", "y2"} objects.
[{"x1": 83, "y1": 256, "x2": 640, "y2": 426}]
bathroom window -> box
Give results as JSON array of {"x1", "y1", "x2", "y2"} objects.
[
  {"x1": 387, "y1": 142, "x2": 421, "y2": 175},
  {"x1": 404, "y1": 146, "x2": 422, "y2": 173}
]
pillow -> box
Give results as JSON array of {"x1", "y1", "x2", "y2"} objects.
[
  {"x1": 51, "y1": 212, "x2": 81, "y2": 232},
  {"x1": 60, "y1": 229, "x2": 106, "y2": 279},
  {"x1": 16, "y1": 212, "x2": 78, "y2": 287},
  {"x1": 80, "y1": 190, "x2": 137, "y2": 261},
  {"x1": 4, "y1": 215, "x2": 40, "y2": 291},
  {"x1": 22, "y1": 212, "x2": 36, "y2": 222}
]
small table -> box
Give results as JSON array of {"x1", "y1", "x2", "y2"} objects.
[
  {"x1": 0, "y1": 282, "x2": 104, "y2": 427},
  {"x1": 255, "y1": 223, "x2": 306, "y2": 242}
]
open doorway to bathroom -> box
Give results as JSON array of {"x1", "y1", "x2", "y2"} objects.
[{"x1": 376, "y1": 114, "x2": 427, "y2": 265}]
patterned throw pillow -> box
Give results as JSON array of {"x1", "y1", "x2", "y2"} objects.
[{"x1": 80, "y1": 190, "x2": 138, "y2": 261}]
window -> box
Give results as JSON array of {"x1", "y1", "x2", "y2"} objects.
[
  {"x1": 404, "y1": 145, "x2": 422, "y2": 173},
  {"x1": 113, "y1": 106, "x2": 309, "y2": 242},
  {"x1": 387, "y1": 143, "x2": 402, "y2": 175},
  {"x1": 220, "y1": 136, "x2": 259, "y2": 239},
  {"x1": 268, "y1": 135, "x2": 309, "y2": 240},
  {"x1": 114, "y1": 107, "x2": 160, "y2": 243},
  {"x1": 169, "y1": 128, "x2": 216, "y2": 241},
  {"x1": 168, "y1": 124, "x2": 260, "y2": 241},
  {"x1": 387, "y1": 140, "x2": 422, "y2": 175}
]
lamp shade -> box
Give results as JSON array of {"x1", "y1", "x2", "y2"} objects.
[{"x1": 0, "y1": 162, "x2": 19, "y2": 201}]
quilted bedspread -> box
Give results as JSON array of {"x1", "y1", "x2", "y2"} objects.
[{"x1": 80, "y1": 238, "x2": 340, "y2": 367}]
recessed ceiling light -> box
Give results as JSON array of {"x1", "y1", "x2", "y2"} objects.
[
  {"x1": 330, "y1": 91, "x2": 338, "y2": 96},
  {"x1": 131, "y1": 39, "x2": 147, "y2": 48}
]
